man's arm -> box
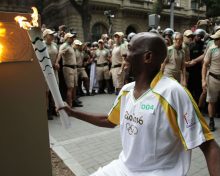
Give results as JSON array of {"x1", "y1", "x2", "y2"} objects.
[
  {"x1": 181, "y1": 61, "x2": 186, "y2": 87},
  {"x1": 202, "y1": 57, "x2": 210, "y2": 90},
  {"x1": 60, "y1": 106, "x2": 116, "y2": 128},
  {"x1": 55, "y1": 46, "x2": 69, "y2": 69},
  {"x1": 192, "y1": 54, "x2": 204, "y2": 64},
  {"x1": 200, "y1": 140, "x2": 220, "y2": 176},
  {"x1": 160, "y1": 57, "x2": 168, "y2": 72}
]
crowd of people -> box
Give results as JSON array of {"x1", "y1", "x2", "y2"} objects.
[{"x1": 42, "y1": 23, "x2": 220, "y2": 133}]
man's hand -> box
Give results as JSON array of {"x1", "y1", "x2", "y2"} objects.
[
  {"x1": 54, "y1": 63, "x2": 60, "y2": 70},
  {"x1": 202, "y1": 79, "x2": 207, "y2": 91},
  {"x1": 185, "y1": 60, "x2": 196, "y2": 67},
  {"x1": 118, "y1": 69, "x2": 122, "y2": 75},
  {"x1": 58, "y1": 103, "x2": 73, "y2": 116},
  {"x1": 57, "y1": 102, "x2": 116, "y2": 128}
]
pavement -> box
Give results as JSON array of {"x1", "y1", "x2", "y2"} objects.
[{"x1": 48, "y1": 94, "x2": 220, "y2": 176}]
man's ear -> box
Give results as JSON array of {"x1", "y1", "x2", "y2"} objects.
[{"x1": 144, "y1": 52, "x2": 152, "y2": 64}]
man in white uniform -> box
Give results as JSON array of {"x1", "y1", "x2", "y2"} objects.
[{"x1": 60, "y1": 32, "x2": 220, "y2": 176}]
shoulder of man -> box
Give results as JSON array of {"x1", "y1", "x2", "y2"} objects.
[
  {"x1": 120, "y1": 82, "x2": 135, "y2": 93},
  {"x1": 59, "y1": 42, "x2": 68, "y2": 50},
  {"x1": 167, "y1": 45, "x2": 174, "y2": 50},
  {"x1": 207, "y1": 44, "x2": 218, "y2": 54},
  {"x1": 51, "y1": 42, "x2": 58, "y2": 48},
  {"x1": 167, "y1": 45, "x2": 174, "y2": 56},
  {"x1": 104, "y1": 48, "x2": 110, "y2": 53},
  {"x1": 152, "y1": 76, "x2": 186, "y2": 108}
]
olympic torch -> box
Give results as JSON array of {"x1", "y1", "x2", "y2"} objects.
[{"x1": 15, "y1": 7, "x2": 70, "y2": 128}]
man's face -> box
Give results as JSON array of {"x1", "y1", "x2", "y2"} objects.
[
  {"x1": 67, "y1": 37, "x2": 74, "y2": 44},
  {"x1": 214, "y1": 38, "x2": 220, "y2": 47},
  {"x1": 114, "y1": 35, "x2": 122, "y2": 44},
  {"x1": 195, "y1": 35, "x2": 202, "y2": 42},
  {"x1": 98, "y1": 42, "x2": 104, "y2": 49},
  {"x1": 45, "y1": 34, "x2": 54, "y2": 43},
  {"x1": 174, "y1": 35, "x2": 183, "y2": 48},
  {"x1": 103, "y1": 36, "x2": 109, "y2": 43},
  {"x1": 184, "y1": 35, "x2": 194, "y2": 44},
  {"x1": 79, "y1": 45, "x2": 83, "y2": 51},
  {"x1": 127, "y1": 38, "x2": 146, "y2": 76}
]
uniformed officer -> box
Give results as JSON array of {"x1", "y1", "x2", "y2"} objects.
[
  {"x1": 202, "y1": 30, "x2": 220, "y2": 131},
  {"x1": 74, "y1": 39, "x2": 90, "y2": 96},
  {"x1": 94, "y1": 39, "x2": 111, "y2": 93},
  {"x1": 161, "y1": 32, "x2": 186, "y2": 86},
  {"x1": 55, "y1": 33, "x2": 78, "y2": 107},
  {"x1": 110, "y1": 32, "x2": 128, "y2": 95},
  {"x1": 43, "y1": 28, "x2": 58, "y2": 119},
  {"x1": 188, "y1": 29, "x2": 206, "y2": 103}
]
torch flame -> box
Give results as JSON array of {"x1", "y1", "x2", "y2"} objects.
[
  {"x1": 0, "y1": 23, "x2": 6, "y2": 37},
  {"x1": 14, "y1": 7, "x2": 39, "y2": 30},
  {"x1": 31, "y1": 7, "x2": 39, "y2": 27},
  {"x1": 0, "y1": 22, "x2": 6, "y2": 62},
  {"x1": 0, "y1": 44, "x2": 3, "y2": 63}
]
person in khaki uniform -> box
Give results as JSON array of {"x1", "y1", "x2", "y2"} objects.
[
  {"x1": 161, "y1": 32, "x2": 186, "y2": 86},
  {"x1": 43, "y1": 28, "x2": 58, "y2": 119},
  {"x1": 110, "y1": 32, "x2": 128, "y2": 95},
  {"x1": 202, "y1": 30, "x2": 220, "y2": 131},
  {"x1": 183, "y1": 30, "x2": 194, "y2": 85},
  {"x1": 183, "y1": 30, "x2": 194, "y2": 63},
  {"x1": 74, "y1": 39, "x2": 90, "y2": 95},
  {"x1": 55, "y1": 33, "x2": 78, "y2": 108},
  {"x1": 94, "y1": 39, "x2": 111, "y2": 93}
]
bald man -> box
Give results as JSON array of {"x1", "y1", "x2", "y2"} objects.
[{"x1": 60, "y1": 32, "x2": 220, "y2": 176}]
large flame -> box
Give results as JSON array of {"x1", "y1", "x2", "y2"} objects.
[
  {"x1": 0, "y1": 22, "x2": 6, "y2": 63},
  {"x1": 14, "y1": 7, "x2": 39, "y2": 30}
]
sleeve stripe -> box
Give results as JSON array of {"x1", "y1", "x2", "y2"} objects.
[
  {"x1": 152, "y1": 91, "x2": 188, "y2": 150},
  {"x1": 108, "y1": 100, "x2": 120, "y2": 125},
  {"x1": 108, "y1": 91, "x2": 129, "y2": 125}
]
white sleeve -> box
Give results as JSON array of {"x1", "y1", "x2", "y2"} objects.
[{"x1": 168, "y1": 86, "x2": 213, "y2": 150}]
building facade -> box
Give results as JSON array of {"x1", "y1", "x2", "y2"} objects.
[
  {"x1": 0, "y1": 0, "x2": 206, "y2": 42},
  {"x1": 42, "y1": 0, "x2": 206, "y2": 41}
]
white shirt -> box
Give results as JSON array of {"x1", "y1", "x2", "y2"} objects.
[{"x1": 108, "y1": 72, "x2": 213, "y2": 176}]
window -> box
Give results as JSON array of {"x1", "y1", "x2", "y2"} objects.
[
  {"x1": 91, "y1": 23, "x2": 108, "y2": 42},
  {"x1": 191, "y1": 0, "x2": 199, "y2": 10}
]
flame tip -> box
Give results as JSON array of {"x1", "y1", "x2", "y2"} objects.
[{"x1": 14, "y1": 7, "x2": 39, "y2": 30}]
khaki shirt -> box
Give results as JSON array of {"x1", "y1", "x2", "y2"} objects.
[
  {"x1": 111, "y1": 43, "x2": 128, "y2": 66},
  {"x1": 204, "y1": 40, "x2": 215, "y2": 54},
  {"x1": 182, "y1": 43, "x2": 190, "y2": 62},
  {"x1": 59, "y1": 42, "x2": 76, "y2": 65},
  {"x1": 164, "y1": 45, "x2": 185, "y2": 77},
  {"x1": 75, "y1": 49, "x2": 84, "y2": 67},
  {"x1": 204, "y1": 45, "x2": 220, "y2": 75},
  {"x1": 95, "y1": 48, "x2": 110, "y2": 64},
  {"x1": 45, "y1": 42, "x2": 58, "y2": 65}
]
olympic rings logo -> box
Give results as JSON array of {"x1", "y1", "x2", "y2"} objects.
[{"x1": 126, "y1": 123, "x2": 138, "y2": 135}]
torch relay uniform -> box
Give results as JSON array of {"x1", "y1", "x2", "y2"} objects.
[{"x1": 91, "y1": 72, "x2": 213, "y2": 176}]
